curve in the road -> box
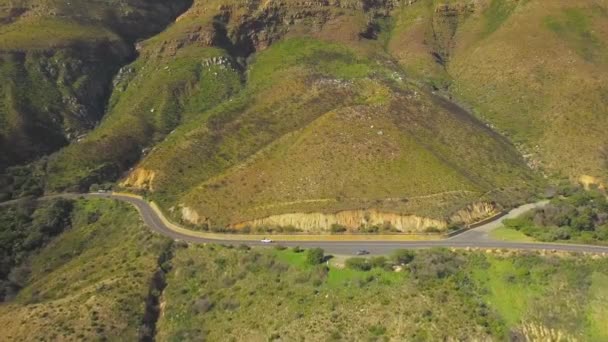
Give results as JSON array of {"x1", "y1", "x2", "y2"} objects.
[
  {"x1": 3, "y1": 192, "x2": 607, "y2": 255},
  {"x1": 78, "y1": 193, "x2": 608, "y2": 255}
]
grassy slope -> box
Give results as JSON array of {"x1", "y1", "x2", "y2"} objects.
[
  {"x1": 21, "y1": 0, "x2": 542, "y2": 229},
  {"x1": 0, "y1": 198, "x2": 171, "y2": 341},
  {"x1": 472, "y1": 255, "x2": 608, "y2": 340},
  {"x1": 157, "y1": 246, "x2": 608, "y2": 341},
  {"x1": 44, "y1": 0, "x2": 366, "y2": 190},
  {"x1": 0, "y1": 0, "x2": 191, "y2": 169},
  {"x1": 46, "y1": 45, "x2": 242, "y2": 190},
  {"x1": 389, "y1": 0, "x2": 608, "y2": 182},
  {"x1": 125, "y1": 37, "x2": 537, "y2": 227},
  {"x1": 157, "y1": 247, "x2": 493, "y2": 341},
  {"x1": 490, "y1": 226, "x2": 536, "y2": 242}
]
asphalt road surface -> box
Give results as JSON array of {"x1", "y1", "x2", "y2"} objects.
[{"x1": 80, "y1": 193, "x2": 608, "y2": 255}]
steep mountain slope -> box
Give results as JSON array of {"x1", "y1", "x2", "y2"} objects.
[
  {"x1": 38, "y1": 0, "x2": 545, "y2": 231},
  {"x1": 0, "y1": 0, "x2": 192, "y2": 170},
  {"x1": 388, "y1": 0, "x2": 608, "y2": 185},
  {"x1": 10, "y1": 0, "x2": 608, "y2": 232},
  {"x1": 121, "y1": 37, "x2": 535, "y2": 231}
]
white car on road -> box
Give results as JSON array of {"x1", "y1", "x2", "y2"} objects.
[{"x1": 260, "y1": 238, "x2": 273, "y2": 243}]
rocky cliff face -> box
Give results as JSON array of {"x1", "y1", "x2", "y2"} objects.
[
  {"x1": 225, "y1": 208, "x2": 446, "y2": 232},
  {"x1": 181, "y1": 207, "x2": 447, "y2": 233},
  {"x1": 450, "y1": 201, "x2": 500, "y2": 225},
  {"x1": 121, "y1": 168, "x2": 156, "y2": 191},
  {"x1": 179, "y1": 199, "x2": 502, "y2": 233}
]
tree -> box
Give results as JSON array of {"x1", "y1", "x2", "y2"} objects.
[
  {"x1": 345, "y1": 257, "x2": 371, "y2": 271},
  {"x1": 306, "y1": 248, "x2": 325, "y2": 265},
  {"x1": 571, "y1": 208, "x2": 594, "y2": 231},
  {"x1": 330, "y1": 224, "x2": 347, "y2": 233},
  {"x1": 391, "y1": 249, "x2": 415, "y2": 265},
  {"x1": 370, "y1": 256, "x2": 388, "y2": 269},
  {"x1": 408, "y1": 249, "x2": 463, "y2": 281},
  {"x1": 31, "y1": 199, "x2": 73, "y2": 235}
]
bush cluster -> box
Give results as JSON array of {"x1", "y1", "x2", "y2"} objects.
[
  {"x1": 0, "y1": 198, "x2": 74, "y2": 300},
  {"x1": 344, "y1": 248, "x2": 463, "y2": 282},
  {"x1": 504, "y1": 187, "x2": 608, "y2": 242}
]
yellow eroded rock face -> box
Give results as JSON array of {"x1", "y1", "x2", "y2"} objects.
[
  {"x1": 180, "y1": 201, "x2": 501, "y2": 232},
  {"x1": 450, "y1": 202, "x2": 499, "y2": 225},
  {"x1": 578, "y1": 175, "x2": 605, "y2": 190},
  {"x1": 518, "y1": 322, "x2": 576, "y2": 342},
  {"x1": 229, "y1": 209, "x2": 447, "y2": 233},
  {"x1": 180, "y1": 206, "x2": 206, "y2": 225},
  {"x1": 121, "y1": 168, "x2": 156, "y2": 190}
]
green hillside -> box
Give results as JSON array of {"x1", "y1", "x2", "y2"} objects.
[
  {"x1": 125, "y1": 37, "x2": 536, "y2": 231},
  {"x1": 0, "y1": 0, "x2": 192, "y2": 170},
  {"x1": 0, "y1": 198, "x2": 172, "y2": 341},
  {"x1": 3, "y1": 0, "x2": 608, "y2": 232},
  {"x1": 388, "y1": 0, "x2": 608, "y2": 185},
  {"x1": 1, "y1": 198, "x2": 607, "y2": 341},
  {"x1": 159, "y1": 245, "x2": 608, "y2": 341},
  {"x1": 40, "y1": 0, "x2": 542, "y2": 231}
]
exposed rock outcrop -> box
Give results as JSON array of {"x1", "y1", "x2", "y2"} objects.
[
  {"x1": 450, "y1": 202, "x2": 500, "y2": 225},
  {"x1": 578, "y1": 174, "x2": 606, "y2": 191},
  {"x1": 121, "y1": 168, "x2": 156, "y2": 190},
  {"x1": 180, "y1": 206, "x2": 207, "y2": 225},
  {"x1": 515, "y1": 322, "x2": 576, "y2": 342},
  {"x1": 228, "y1": 209, "x2": 447, "y2": 232}
]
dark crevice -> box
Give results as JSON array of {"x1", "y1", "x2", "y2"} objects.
[
  {"x1": 139, "y1": 241, "x2": 175, "y2": 342},
  {"x1": 211, "y1": 15, "x2": 257, "y2": 70},
  {"x1": 359, "y1": 21, "x2": 381, "y2": 40},
  {"x1": 211, "y1": 5, "x2": 287, "y2": 69}
]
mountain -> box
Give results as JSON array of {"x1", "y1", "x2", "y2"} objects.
[
  {"x1": 389, "y1": 0, "x2": 608, "y2": 185},
  {"x1": 2, "y1": 0, "x2": 608, "y2": 231}
]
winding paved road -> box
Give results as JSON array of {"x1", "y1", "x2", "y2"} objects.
[
  {"x1": 4, "y1": 192, "x2": 608, "y2": 255},
  {"x1": 84, "y1": 193, "x2": 608, "y2": 255}
]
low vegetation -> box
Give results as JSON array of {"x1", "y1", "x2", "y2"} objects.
[
  {"x1": 0, "y1": 198, "x2": 73, "y2": 300},
  {"x1": 0, "y1": 198, "x2": 172, "y2": 341},
  {"x1": 158, "y1": 245, "x2": 608, "y2": 341},
  {"x1": 502, "y1": 186, "x2": 608, "y2": 244},
  {"x1": 0, "y1": 0, "x2": 192, "y2": 170},
  {"x1": 1, "y1": 197, "x2": 607, "y2": 341}
]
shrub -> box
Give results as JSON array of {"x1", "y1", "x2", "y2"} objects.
[
  {"x1": 361, "y1": 225, "x2": 379, "y2": 233},
  {"x1": 330, "y1": 224, "x2": 347, "y2": 233},
  {"x1": 281, "y1": 225, "x2": 299, "y2": 233},
  {"x1": 408, "y1": 249, "x2": 464, "y2": 281},
  {"x1": 192, "y1": 297, "x2": 214, "y2": 314},
  {"x1": 7, "y1": 265, "x2": 31, "y2": 288},
  {"x1": 424, "y1": 226, "x2": 441, "y2": 233},
  {"x1": 369, "y1": 256, "x2": 387, "y2": 269},
  {"x1": 553, "y1": 227, "x2": 572, "y2": 240},
  {"x1": 368, "y1": 324, "x2": 386, "y2": 336},
  {"x1": 306, "y1": 248, "x2": 325, "y2": 265},
  {"x1": 447, "y1": 224, "x2": 462, "y2": 231},
  {"x1": 345, "y1": 257, "x2": 371, "y2": 271},
  {"x1": 237, "y1": 244, "x2": 251, "y2": 251},
  {"x1": 391, "y1": 249, "x2": 414, "y2": 265},
  {"x1": 31, "y1": 199, "x2": 73, "y2": 236},
  {"x1": 570, "y1": 208, "x2": 594, "y2": 231}
]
